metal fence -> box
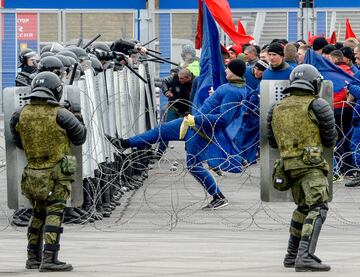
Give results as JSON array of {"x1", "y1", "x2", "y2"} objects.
[{"x1": 1, "y1": 7, "x2": 360, "y2": 114}]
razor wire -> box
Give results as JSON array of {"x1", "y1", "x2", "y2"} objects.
[{"x1": 1, "y1": 63, "x2": 360, "y2": 234}]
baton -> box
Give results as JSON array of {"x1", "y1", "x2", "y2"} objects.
[
  {"x1": 82, "y1": 34, "x2": 101, "y2": 49},
  {"x1": 146, "y1": 52, "x2": 179, "y2": 66},
  {"x1": 69, "y1": 63, "x2": 79, "y2": 85},
  {"x1": 142, "y1": 37, "x2": 158, "y2": 47},
  {"x1": 124, "y1": 63, "x2": 148, "y2": 84}
]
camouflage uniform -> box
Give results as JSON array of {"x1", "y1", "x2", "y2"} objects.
[
  {"x1": 267, "y1": 90, "x2": 336, "y2": 272},
  {"x1": 10, "y1": 87, "x2": 86, "y2": 271}
]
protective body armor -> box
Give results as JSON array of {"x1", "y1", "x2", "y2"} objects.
[
  {"x1": 16, "y1": 103, "x2": 71, "y2": 169},
  {"x1": 272, "y1": 95, "x2": 322, "y2": 158}
]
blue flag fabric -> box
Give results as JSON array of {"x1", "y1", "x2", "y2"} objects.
[
  {"x1": 304, "y1": 49, "x2": 359, "y2": 92},
  {"x1": 192, "y1": 1, "x2": 227, "y2": 114}
]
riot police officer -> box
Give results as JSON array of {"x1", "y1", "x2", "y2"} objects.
[
  {"x1": 267, "y1": 64, "x2": 337, "y2": 272},
  {"x1": 16, "y1": 48, "x2": 39, "y2": 86},
  {"x1": 10, "y1": 72, "x2": 87, "y2": 272}
]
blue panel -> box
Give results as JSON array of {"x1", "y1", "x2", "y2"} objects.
[
  {"x1": 288, "y1": 12, "x2": 298, "y2": 42},
  {"x1": 316, "y1": 12, "x2": 326, "y2": 37},
  {"x1": 2, "y1": 13, "x2": 16, "y2": 89},
  {"x1": 5, "y1": 0, "x2": 146, "y2": 9},
  {"x1": 159, "y1": 0, "x2": 299, "y2": 9},
  {"x1": 315, "y1": 0, "x2": 360, "y2": 8},
  {"x1": 158, "y1": 13, "x2": 171, "y2": 110},
  {"x1": 159, "y1": 14, "x2": 171, "y2": 78}
]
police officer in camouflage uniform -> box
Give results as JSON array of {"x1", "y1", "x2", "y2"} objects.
[
  {"x1": 267, "y1": 64, "x2": 337, "y2": 272},
  {"x1": 10, "y1": 72, "x2": 87, "y2": 272}
]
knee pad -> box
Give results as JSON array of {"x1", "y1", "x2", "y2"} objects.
[{"x1": 309, "y1": 203, "x2": 328, "y2": 223}]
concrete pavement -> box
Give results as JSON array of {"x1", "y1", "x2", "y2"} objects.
[{"x1": 1, "y1": 142, "x2": 360, "y2": 276}]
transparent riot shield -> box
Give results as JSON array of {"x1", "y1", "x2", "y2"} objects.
[
  {"x1": 118, "y1": 69, "x2": 133, "y2": 139},
  {"x1": 84, "y1": 69, "x2": 105, "y2": 164},
  {"x1": 105, "y1": 69, "x2": 117, "y2": 138},
  {"x1": 113, "y1": 70, "x2": 123, "y2": 138},
  {"x1": 95, "y1": 72, "x2": 112, "y2": 160},
  {"x1": 127, "y1": 65, "x2": 140, "y2": 135},
  {"x1": 4, "y1": 86, "x2": 84, "y2": 209},
  {"x1": 78, "y1": 78, "x2": 97, "y2": 178},
  {"x1": 137, "y1": 64, "x2": 148, "y2": 133},
  {"x1": 260, "y1": 80, "x2": 334, "y2": 202},
  {"x1": 142, "y1": 62, "x2": 157, "y2": 129}
]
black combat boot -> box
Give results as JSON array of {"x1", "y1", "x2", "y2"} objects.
[
  {"x1": 26, "y1": 244, "x2": 42, "y2": 269},
  {"x1": 39, "y1": 225, "x2": 73, "y2": 272},
  {"x1": 294, "y1": 241, "x2": 330, "y2": 272},
  {"x1": 283, "y1": 235, "x2": 300, "y2": 268},
  {"x1": 26, "y1": 215, "x2": 44, "y2": 269},
  {"x1": 39, "y1": 250, "x2": 73, "y2": 272},
  {"x1": 295, "y1": 205, "x2": 330, "y2": 272}
]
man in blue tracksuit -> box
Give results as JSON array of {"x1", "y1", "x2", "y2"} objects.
[
  {"x1": 262, "y1": 42, "x2": 294, "y2": 81},
  {"x1": 106, "y1": 59, "x2": 249, "y2": 210}
]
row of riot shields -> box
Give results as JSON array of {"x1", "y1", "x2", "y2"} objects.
[{"x1": 4, "y1": 62, "x2": 158, "y2": 209}]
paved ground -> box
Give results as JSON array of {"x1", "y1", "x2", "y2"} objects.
[{"x1": 1, "y1": 139, "x2": 360, "y2": 276}]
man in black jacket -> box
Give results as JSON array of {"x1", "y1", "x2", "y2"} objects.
[{"x1": 156, "y1": 68, "x2": 193, "y2": 155}]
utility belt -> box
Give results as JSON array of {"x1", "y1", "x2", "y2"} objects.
[{"x1": 273, "y1": 146, "x2": 326, "y2": 191}]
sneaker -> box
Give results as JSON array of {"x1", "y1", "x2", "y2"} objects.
[
  {"x1": 105, "y1": 134, "x2": 129, "y2": 151},
  {"x1": 345, "y1": 177, "x2": 360, "y2": 187},
  {"x1": 202, "y1": 198, "x2": 229, "y2": 210}
]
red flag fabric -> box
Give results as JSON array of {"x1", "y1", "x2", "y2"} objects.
[
  {"x1": 204, "y1": 0, "x2": 254, "y2": 45},
  {"x1": 308, "y1": 32, "x2": 319, "y2": 45},
  {"x1": 237, "y1": 20, "x2": 246, "y2": 35},
  {"x1": 195, "y1": 0, "x2": 204, "y2": 49},
  {"x1": 345, "y1": 18, "x2": 357, "y2": 39},
  {"x1": 326, "y1": 31, "x2": 337, "y2": 44}
]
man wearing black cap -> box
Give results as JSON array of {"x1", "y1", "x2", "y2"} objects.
[
  {"x1": 340, "y1": 46, "x2": 357, "y2": 74},
  {"x1": 262, "y1": 42, "x2": 293, "y2": 81},
  {"x1": 312, "y1": 37, "x2": 328, "y2": 54},
  {"x1": 106, "y1": 59, "x2": 249, "y2": 210},
  {"x1": 244, "y1": 59, "x2": 269, "y2": 89},
  {"x1": 321, "y1": 44, "x2": 336, "y2": 60}
]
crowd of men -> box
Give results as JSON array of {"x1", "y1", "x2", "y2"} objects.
[{"x1": 157, "y1": 37, "x2": 360, "y2": 183}]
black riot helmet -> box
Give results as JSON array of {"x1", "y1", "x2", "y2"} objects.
[
  {"x1": 58, "y1": 50, "x2": 79, "y2": 62},
  {"x1": 89, "y1": 54, "x2": 104, "y2": 75},
  {"x1": 91, "y1": 42, "x2": 111, "y2": 52},
  {"x1": 40, "y1": 51, "x2": 55, "y2": 59},
  {"x1": 67, "y1": 46, "x2": 90, "y2": 61},
  {"x1": 27, "y1": 71, "x2": 64, "y2": 102},
  {"x1": 55, "y1": 54, "x2": 72, "y2": 70},
  {"x1": 37, "y1": 56, "x2": 66, "y2": 77},
  {"x1": 283, "y1": 64, "x2": 323, "y2": 95},
  {"x1": 40, "y1": 43, "x2": 64, "y2": 55},
  {"x1": 19, "y1": 48, "x2": 38, "y2": 64}
]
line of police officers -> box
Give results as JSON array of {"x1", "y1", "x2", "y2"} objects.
[{"x1": 10, "y1": 38, "x2": 150, "y2": 271}]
